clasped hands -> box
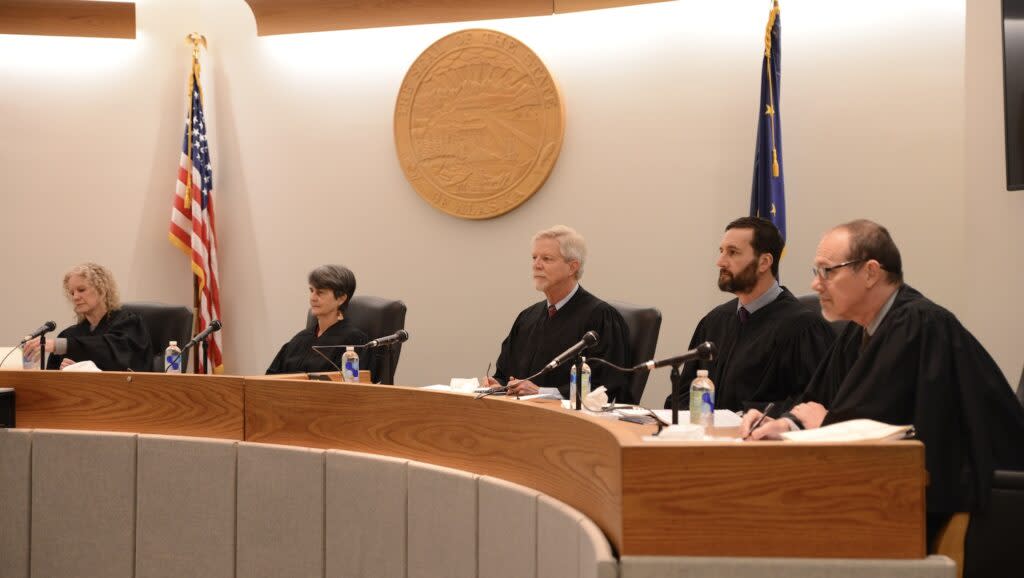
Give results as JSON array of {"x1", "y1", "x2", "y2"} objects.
[{"x1": 740, "y1": 401, "x2": 827, "y2": 440}]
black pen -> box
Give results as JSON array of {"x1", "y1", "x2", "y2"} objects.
[{"x1": 746, "y1": 402, "x2": 775, "y2": 438}]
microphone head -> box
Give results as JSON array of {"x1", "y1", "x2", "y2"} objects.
[
  {"x1": 210, "y1": 319, "x2": 222, "y2": 330},
  {"x1": 582, "y1": 330, "x2": 599, "y2": 345},
  {"x1": 396, "y1": 329, "x2": 409, "y2": 342},
  {"x1": 44, "y1": 321, "x2": 56, "y2": 331},
  {"x1": 697, "y1": 341, "x2": 716, "y2": 361}
]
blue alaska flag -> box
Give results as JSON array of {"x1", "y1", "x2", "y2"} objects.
[{"x1": 751, "y1": 0, "x2": 785, "y2": 242}]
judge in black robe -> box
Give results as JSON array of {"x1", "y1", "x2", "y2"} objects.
[
  {"x1": 666, "y1": 217, "x2": 835, "y2": 412},
  {"x1": 46, "y1": 308, "x2": 154, "y2": 372},
  {"x1": 265, "y1": 264, "x2": 375, "y2": 380},
  {"x1": 493, "y1": 285, "x2": 630, "y2": 400},
  {"x1": 791, "y1": 285, "x2": 1024, "y2": 519},
  {"x1": 745, "y1": 220, "x2": 1024, "y2": 547},
  {"x1": 491, "y1": 225, "x2": 630, "y2": 401},
  {"x1": 266, "y1": 318, "x2": 373, "y2": 376},
  {"x1": 22, "y1": 263, "x2": 153, "y2": 372},
  {"x1": 665, "y1": 288, "x2": 834, "y2": 411}
]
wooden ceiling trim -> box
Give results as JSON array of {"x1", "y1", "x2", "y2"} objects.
[
  {"x1": 554, "y1": 0, "x2": 671, "y2": 14},
  {"x1": 243, "y1": 0, "x2": 674, "y2": 37},
  {"x1": 0, "y1": 1, "x2": 136, "y2": 39}
]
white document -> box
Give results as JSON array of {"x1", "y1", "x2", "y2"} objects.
[
  {"x1": 0, "y1": 347, "x2": 24, "y2": 369},
  {"x1": 647, "y1": 409, "x2": 744, "y2": 427},
  {"x1": 780, "y1": 419, "x2": 913, "y2": 442},
  {"x1": 61, "y1": 360, "x2": 101, "y2": 372}
]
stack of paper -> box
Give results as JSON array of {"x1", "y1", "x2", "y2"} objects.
[{"x1": 780, "y1": 419, "x2": 913, "y2": 442}]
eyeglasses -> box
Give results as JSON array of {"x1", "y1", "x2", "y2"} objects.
[{"x1": 811, "y1": 259, "x2": 865, "y2": 281}]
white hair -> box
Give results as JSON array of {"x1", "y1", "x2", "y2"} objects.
[{"x1": 532, "y1": 225, "x2": 586, "y2": 280}]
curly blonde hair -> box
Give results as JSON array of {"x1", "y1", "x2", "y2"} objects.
[{"x1": 63, "y1": 262, "x2": 121, "y2": 321}]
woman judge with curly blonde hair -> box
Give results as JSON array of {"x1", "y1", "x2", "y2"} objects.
[{"x1": 22, "y1": 263, "x2": 153, "y2": 371}]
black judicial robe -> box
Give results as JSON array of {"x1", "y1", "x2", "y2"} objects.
[
  {"x1": 266, "y1": 318, "x2": 375, "y2": 378},
  {"x1": 46, "y1": 309, "x2": 154, "y2": 372},
  {"x1": 664, "y1": 287, "x2": 835, "y2": 412},
  {"x1": 795, "y1": 285, "x2": 1024, "y2": 514},
  {"x1": 493, "y1": 286, "x2": 630, "y2": 401}
]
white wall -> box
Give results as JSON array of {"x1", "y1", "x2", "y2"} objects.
[
  {"x1": 966, "y1": 0, "x2": 1024, "y2": 389},
  {"x1": 3, "y1": 0, "x2": 1009, "y2": 406}
]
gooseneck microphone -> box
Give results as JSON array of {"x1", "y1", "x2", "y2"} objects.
[
  {"x1": 364, "y1": 330, "x2": 409, "y2": 349},
  {"x1": 632, "y1": 341, "x2": 717, "y2": 371},
  {"x1": 182, "y1": 319, "x2": 222, "y2": 352},
  {"x1": 544, "y1": 330, "x2": 599, "y2": 371},
  {"x1": 475, "y1": 330, "x2": 600, "y2": 400},
  {"x1": 19, "y1": 321, "x2": 57, "y2": 344}
]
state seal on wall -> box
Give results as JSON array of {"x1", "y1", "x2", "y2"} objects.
[{"x1": 394, "y1": 29, "x2": 565, "y2": 220}]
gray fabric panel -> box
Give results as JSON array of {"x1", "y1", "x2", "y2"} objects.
[
  {"x1": 0, "y1": 429, "x2": 32, "y2": 578},
  {"x1": 578, "y1": 516, "x2": 618, "y2": 578},
  {"x1": 30, "y1": 430, "x2": 137, "y2": 578},
  {"x1": 537, "y1": 494, "x2": 582, "y2": 578},
  {"x1": 407, "y1": 461, "x2": 478, "y2": 578},
  {"x1": 236, "y1": 442, "x2": 325, "y2": 578},
  {"x1": 478, "y1": 475, "x2": 538, "y2": 578},
  {"x1": 325, "y1": 449, "x2": 407, "y2": 578},
  {"x1": 619, "y1": 555, "x2": 957, "y2": 578},
  {"x1": 135, "y1": 434, "x2": 237, "y2": 578}
]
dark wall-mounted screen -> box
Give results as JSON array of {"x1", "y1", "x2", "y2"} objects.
[{"x1": 1003, "y1": 0, "x2": 1024, "y2": 189}]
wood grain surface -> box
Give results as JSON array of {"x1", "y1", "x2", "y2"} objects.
[
  {"x1": 245, "y1": 380, "x2": 625, "y2": 547},
  {"x1": 554, "y1": 0, "x2": 671, "y2": 13},
  {"x1": 1, "y1": 370, "x2": 244, "y2": 439},
  {"x1": 244, "y1": 0, "x2": 550, "y2": 36},
  {"x1": 621, "y1": 442, "x2": 926, "y2": 558},
  {"x1": 0, "y1": 1, "x2": 135, "y2": 39},
  {"x1": 1, "y1": 370, "x2": 927, "y2": 558},
  {"x1": 243, "y1": 0, "x2": 675, "y2": 36}
]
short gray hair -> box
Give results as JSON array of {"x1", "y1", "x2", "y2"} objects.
[
  {"x1": 308, "y1": 264, "x2": 356, "y2": 312},
  {"x1": 532, "y1": 225, "x2": 586, "y2": 280}
]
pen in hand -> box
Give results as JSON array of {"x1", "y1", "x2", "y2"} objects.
[{"x1": 745, "y1": 402, "x2": 775, "y2": 439}]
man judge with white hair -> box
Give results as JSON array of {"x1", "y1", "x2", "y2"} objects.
[{"x1": 489, "y1": 225, "x2": 630, "y2": 402}]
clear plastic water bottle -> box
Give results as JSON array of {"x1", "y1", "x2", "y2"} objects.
[
  {"x1": 341, "y1": 346, "x2": 359, "y2": 382},
  {"x1": 580, "y1": 357, "x2": 592, "y2": 400},
  {"x1": 689, "y1": 369, "x2": 715, "y2": 427},
  {"x1": 568, "y1": 357, "x2": 592, "y2": 409},
  {"x1": 164, "y1": 341, "x2": 182, "y2": 373},
  {"x1": 20, "y1": 336, "x2": 35, "y2": 370}
]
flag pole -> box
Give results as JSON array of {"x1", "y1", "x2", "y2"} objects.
[{"x1": 185, "y1": 33, "x2": 206, "y2": 373}]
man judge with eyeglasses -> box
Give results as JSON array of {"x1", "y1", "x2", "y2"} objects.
[{"x1": 742, "y1": 219, "x2": 1024, "y2": 550}]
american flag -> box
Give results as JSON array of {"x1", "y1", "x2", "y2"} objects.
[{"x1": 168, "y1": 69, "x2": 223, "y2": 373}]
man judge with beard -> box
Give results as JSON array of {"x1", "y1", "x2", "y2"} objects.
[{"x1": 665, "y1": 217, "x2": 834, "y2": 412}]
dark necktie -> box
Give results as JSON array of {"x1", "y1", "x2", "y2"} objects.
[
  {"x1": 548, "y1": 304, "x2": 557, "y2": 319},
  {"x1": 860, "y1": 330, "x2": 871, "y2": 354},
  {"x1": 738, "y1": 306, "x2": 750, "y2": 324}
]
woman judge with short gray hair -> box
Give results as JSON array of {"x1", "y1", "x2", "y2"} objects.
[{"x1": 266, "y1": 264, "x2": 374, "y2": 376}]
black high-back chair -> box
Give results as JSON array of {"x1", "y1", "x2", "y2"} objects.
[
  {"x1": 962, "y1": 470, "x2": 1024, "y2": 577},
  {"x1": 608, "y1": 300, "x2": 662, "y2": 405},
  {"x1": 1018, "y1": 364, "x2": 1024, "y2": 407},
  {"x1": 797, "y1": 293, "x2": 850, "y2": 335},
  {"x1": 121, "y1": 301, "x2": 194, "y2": 372},
  {"x1": 306, "y1": 295, "x2": 407, "y2": 384}
]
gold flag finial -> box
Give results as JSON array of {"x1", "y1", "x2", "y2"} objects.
[{"x1": 186, "y1": 33, "x2": 206, "y2": 58}]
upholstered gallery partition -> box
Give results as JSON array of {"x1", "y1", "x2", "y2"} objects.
[
  {"x1": 0, "y1": 370, "x2": 955, "y2": 578},
  {"x1": 0, "y1": 429, "x2": 616, "y2": 578}
]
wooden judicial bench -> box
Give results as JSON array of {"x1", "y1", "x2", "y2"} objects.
[{"x1": 1, "y1": 369, "x2": 926, "y2": 560}]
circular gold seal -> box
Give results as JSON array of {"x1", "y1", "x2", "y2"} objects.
[{"x1": 395, "y1": 29, "x2": 565, "y2": 220}]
